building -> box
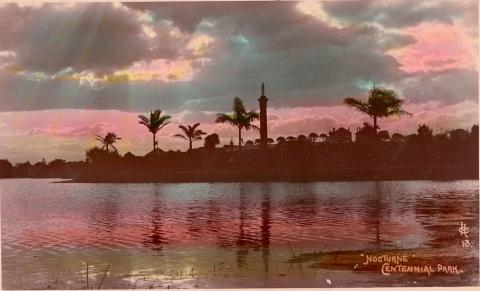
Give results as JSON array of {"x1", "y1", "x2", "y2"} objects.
[
  {"x1": 326, "y1": 127, "x2": 352, "y2": 143},
  {"x1": 355, "y1": 124, "x2": 377, "y2": 143}
]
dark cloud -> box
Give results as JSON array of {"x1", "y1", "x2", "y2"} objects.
[
  {"x1": 125, "y1": 1, "x2": 376, "y2": 53},
  {"x1": 396, "y1": 69, "x2": 478, "y2": 104},
  {"x1": 0, "y1": 1, "x2": 477, "y2": 113},
  {"x1": 0, "y1": 3, "x2": 188, "y2": 74},
  {"x1": 123, "y1": 1, "x2": 277, "y2": 32},
  {"x1": 323, "y1": 0, "x2": 476, "y2": 29}
]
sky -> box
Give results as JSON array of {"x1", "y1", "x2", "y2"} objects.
[{"x1": 0, "y1": 1, "x2": 478, "y2": 162}]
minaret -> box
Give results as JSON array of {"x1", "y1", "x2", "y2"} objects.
[{"x1": 258, "y1": 82, "x2": 268, "y2": 147}]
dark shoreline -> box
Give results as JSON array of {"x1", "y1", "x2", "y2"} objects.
[
  {"x1": 4, "y1": 136, "x2": 478, "y2": 183},
  {"x1": 67, "y1": 166, "x2": 478, "y2": 183}
]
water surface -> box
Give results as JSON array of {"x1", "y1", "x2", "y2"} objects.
[{"x1": 1, "y1": 179, "x2": 478, "y2": 289}]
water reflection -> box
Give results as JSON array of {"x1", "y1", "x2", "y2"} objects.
[
  {"x1": 235, "y1": 184, "x2": 250, "y2": 268},
  {"x1": 144, "y1": 184, "x2": 168, "y2": 251},
  {"x1": 234, "y1": 184, "x2": 272, "y2": 273},
  {"x1": 372, "y1": 182, "x2": 383, "y2": 245},
  {"x1": 283, "y1": 184, "x2": 318, "y2": 227},
  {"x1": 1, "y1": 179, "x2": 478, "y2": 289},
  {"x1": 185, "y1": 205, "x2": 202, "y2": 238},
  {"x1": 88, "y1": 192, "x2": 120, "y2": 235},
  {"x1": 414, "y1": 188, "x2": 479, "y2": 248},
  {"x1": 260, "y1": 183, "x2": 272, "y2": 275}
]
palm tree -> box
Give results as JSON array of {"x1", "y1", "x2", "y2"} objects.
[
  {"x1": 308, "y1": 132, "x2": 318, "y2": 143},
  {"x1": 174, "y1": 123, "x2": 206, "y2": 151},
  {"x1": 215, "y1": 97, "x2": 259, "y2": 150},
  {"x1": 343, "y1": 85, "x2": 411, "y2": 133},
  {"x1": 138, "y1": 109, "x2": 171, "y2": 153},
  {"x1": 95, "y1": 132, "x2": 121, "y2": 152}
]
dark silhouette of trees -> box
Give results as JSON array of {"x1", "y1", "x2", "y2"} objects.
[
  {"x1": 276, "y1": 136, "x2": 286, "y2": 144},
  {"x1": 434, "y1": 133, "x2": 449, "y2": 142},
  {"x1": 86, "y1": 147, "x2": 121, "y2": 163},
  {"x1": 449, "y1": 128, "x2": 469, "y2": 143},
  {"x1": 377, "y1": 130, "x2": 390, "y2": 141},
  {"x1": 138, "y1": 109, "x2": 171, "y2": 153},
  {"x1": 95, "y1": 132, "x2": 121, "y2": 152},
  {"x1": 286, "y1": 136, "x2": 296, "y2": 142},
  {"x1": 356, "y1": 123, "x2": 390, "y2": 143},
  {"x1": 4, "y1": 122, "x2": 478, "y2": 181},
  {"x1": 471, "y1": 125, "x2": 479, "y2": 140},
  {"x1": 215, "y1": 97, "x2": 259, "y2": 150},
  {"x1": 0, "y1": 159, "x2": 14, "y2": 177},
  {"x1": 48, "y1": 159, "x2": 66, "y2": 168},
  {"x1": 123, "y1": 152, "x2": 138, "y2": 162},
  {"x1": 356, "y1": 122, "x2": 377, "y2": 143},
  {"x1": 319, "y1": 133, "x2": 328, "y2": 141},
  {"x1": 204, "y1": 133, "x2": 220, "y2": 149},
  {"x1": 174, "y1": 123, "x2": 206, "y2": 151},
  {"x1": 391, "y1": 133, "x2": 405, "y2": 143},
  {"x1": 267, "y1": 137, "x2": 274, "y2": 144},
  {"x1": 308, "y1": 132, "x2": 318, "y2": 143},
  {"x1": 14, "y1": 162, "x2": 31, "y2": 177},
  {"x1": 344, "y1": 85, "x2": 411, "y2": 132},
  {"x1": 47, "y1": 159, "x2": 66, "y2": 176},
  {"x1": 417, "y1": 124, "x2": 433, "y2": 141},
  {"x1": 297, "y1": 134, "x2": 307, "y2": 142},
  {"x1": 245, "y1": 140, "x2": 254, "y2": 146}
]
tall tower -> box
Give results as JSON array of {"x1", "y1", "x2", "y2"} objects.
[{"x1": 258, "y1": 82, "x2": 268, "y2": 147}]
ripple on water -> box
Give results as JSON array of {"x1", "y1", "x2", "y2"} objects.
[{"x1": 1, "y1": 179, "x2": 478, "y2": 288}]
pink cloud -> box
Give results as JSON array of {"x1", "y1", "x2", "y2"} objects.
[
  {"x1": 27, "y1": 122, "x2": 116, "y2": 137},
  {"x1": 388, "y1": 22, "x2": 477, "y2": 73}
]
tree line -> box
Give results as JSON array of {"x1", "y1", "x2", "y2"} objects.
[{"x1": 0, "y1": 86, "x2": 478, "y2": 179}]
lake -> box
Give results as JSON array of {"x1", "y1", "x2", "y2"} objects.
[{"x1": 1, "y1": 179, "x2": 478, "y2": 289}]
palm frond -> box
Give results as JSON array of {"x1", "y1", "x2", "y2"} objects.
[
  {"x1": 174, "y1": 133, "x2": 187, "y2": 140},
  {"x1": 178, "y1": 125, "x2": 189, "y2": 135},
  {"x1": 244, "y1": 123, "x2": 260, "y2": 131},
  {"x1": 233, "y1": 97, "x2": 246, "y2": 115},
  {"x1": 158, "y1": 114, "x2": 172, "y2": 124},
  {"x1": 246, "y1": 110, "x2": 260, "y2": 120},
  {"x1": 191, "y1": 123, "x2": 201, "y2": 131},
  {"x1": 343, "y1": 97, "x2": 370, "y2": 114},
  {"x1": 388, "y1": 109, "x2": 412, "y2": 117},
  {"x1": 138, "y1": 114, "x2": 149, "y2": 124},
  {"x1": 215, "y1": 113, "x2": 237, "y2": 126},
  {"x1": 194, "y1": 130, "x2": 207, "y2": 136}
]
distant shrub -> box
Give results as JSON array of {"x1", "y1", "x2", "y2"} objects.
[{"x1": 85, "y1": 147, "x2": 121, "y2": 163}]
